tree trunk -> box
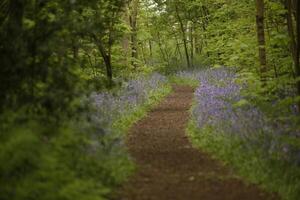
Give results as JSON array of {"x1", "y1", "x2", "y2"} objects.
[
  {"x1": 286, "y1": 0, "x2": 300, "y2": 108},
  {"x1": 100, "y1": 50, "x2": 113, "y2": 84},
  {"x1": 149, "y1": 39, "x2": 153, "y2": 58},
  {"x1": 285, "y1": 0, "x2": 296, "y2": 76},
  {"x1": 140, "y1": 42, "x2": 147, "y2": 64},
  {"x1": 190, "y1": 22, "x2": 194, "y2": 67},
  {"x1": 93, "y1": 36, "x2": 113, "y2": 85},
  {"x1": 255, "y1": 0, "x2": 268, "y2": 85},
  {"x1": 175, "y1": 5, "x2": 191, "y2": 68},
  {"x1": 156, "y1": 31, "x2": 168, "y2": 63},
  {"x1": 121, "y1": 7, "x2": 131, "y2": 66},
  {"x1": 194, "y1": 28, "x2": 202, "y2": 55},
  {"x1": 129, "y1": 0, "x2": 139, "y2": 68},
  {"x1": 295, "y1": 0, "x2": 300, "y2": 99}
]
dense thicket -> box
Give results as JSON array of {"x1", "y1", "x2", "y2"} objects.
[{"x1": 0, "y1": 0, "x2": 128, "y2": 117}]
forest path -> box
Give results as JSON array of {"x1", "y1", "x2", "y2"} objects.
[{"x1": 118, "y1": 85, "x2": 277, "y2": 200}]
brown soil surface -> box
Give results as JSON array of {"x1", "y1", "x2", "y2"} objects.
[{"x1": 117, "y1": 85, "x2": 278, "y2": 200}]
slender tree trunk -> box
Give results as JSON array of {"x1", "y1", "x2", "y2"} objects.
[
  {"x1": 190, "y1": 22, "x2": 194, "y2": 67},
  {"x1": 149, "y1": 40, "x2": 153, "y2": 58},
  {"x1": 121, "y1": 6, "x2": 131, "y2": 66},
  {"x1": 286, "y1": 0, "x2": 300, "y2": 109},
  {"x1": 129, "y1": 0, "x2": 139, "y2": 68},
  {"x1": 156, "y1": 32, "x2": 168, "y2": 63},
  {"x1": 194, "y1": 28, "x2": 202, "y2": 55},
  {"x1": 140, "y1": 42, "x2": 147, "y2": 64},
  {"x1": 173, "y1": 33, "x2": 183, "y2": 60},
  {"x1": 99, "y1": 49, "x2": 113, "y2": 83},
  {"x1": 175, "y1": 5, "x2": 191, "y2": 68},
  {"x1": 286, "y1": 0, "x2": 297, "y2": 77},
  {"x1": 201, "y1": 5, "x2": 209, "y2": 31},
  {"x1": 255, "y1": 0, "x2": 268, "y2": 85},
  {"x1": 93, "y1": 36, "x2": 113, "y2": 85},
  {"x1": 295, "y1": 0, "x2": 300, "y2": 99},
  {"x1": 176, "y1": 42, "x2": 183, "y2": 60},
  {"x1": 30, "y1": 0, "x2": 38, "y2": 99},
  {"x1": 103, "y1": 53, "x2": 113, "y2": 85}
]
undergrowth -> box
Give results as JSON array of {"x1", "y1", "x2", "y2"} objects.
[
  {"x1": 0, "y1": 81, "x2": 171, "y2": 200},
  {"x1": 187, "y1": 101, "x2": 300, "y2": 200}
]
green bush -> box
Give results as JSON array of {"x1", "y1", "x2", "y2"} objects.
[{"x1": 0, "y1": 121, "x2": 133, "y2": 200}]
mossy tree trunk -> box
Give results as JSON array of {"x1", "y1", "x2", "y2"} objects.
[{"x1": 255, "y1": 0, "x2": 268, "y2": 86}]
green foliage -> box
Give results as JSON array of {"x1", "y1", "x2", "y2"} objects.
[
  {"x1": 0, "y1": 0, "x2": 130, "y2": 116},
  {"x1": 0, "y1": 120, "x2": 133, "y2": 200},
  {"x1": 235, "y1": 70, "x2": 300, "y2": 133},
  {"x1": 202, "y1": 0, "x2": 258, "y2": 69}
]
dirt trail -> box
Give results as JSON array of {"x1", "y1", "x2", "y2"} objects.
[{"x1": 118, "y1": 85, "x2": 277, "y2": 200}]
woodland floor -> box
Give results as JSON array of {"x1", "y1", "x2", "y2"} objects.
[{"x1": 117, "y1": 85, "x2": 278, "y2": 200}]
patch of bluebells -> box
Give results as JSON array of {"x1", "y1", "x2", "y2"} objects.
[
  {"x1": 89, "y1": 73, "x2": 167, "y2": 137},
  {"x1": 184, "y1": 68, "x2": 300, "y2": 165},
  {"x1": 193, "y1": 69, "x2": 265, "y2": 136}
]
